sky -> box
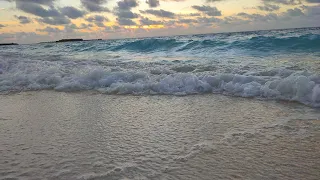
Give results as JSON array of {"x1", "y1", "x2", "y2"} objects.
[{"x1": 0, "y1": 0, "x2": 319, "y2": 44}]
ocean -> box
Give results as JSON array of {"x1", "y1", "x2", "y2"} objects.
[{"x1": 0, "y1": 27, "x2": 320, "y2": 180}]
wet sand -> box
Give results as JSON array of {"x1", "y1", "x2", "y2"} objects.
[{"x1": 0, "y1": 91, "x2": 319, "y2": 180}]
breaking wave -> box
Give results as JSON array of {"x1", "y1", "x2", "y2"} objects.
[{"x1": 0, "y1": 62, "x2": 319, "y2": 107}]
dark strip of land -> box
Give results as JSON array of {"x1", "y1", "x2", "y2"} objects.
[
  {"x1": 56, "y1": 39, "x2": 83, "y2": 42},
  {"x1": 0, "y1": 43, "x2": 19, "y2": 46},
  {"x1": 55, "y1": 39, "x2": 102, "y2": 43}
]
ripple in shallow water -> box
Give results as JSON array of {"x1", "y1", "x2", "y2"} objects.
[{"x1": 0, "y1": 92, "x2": 319, "y2": 180}]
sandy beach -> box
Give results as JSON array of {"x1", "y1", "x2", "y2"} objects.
[{"x1": 0, "y1": 92, "x2": 319, "y2": 180}]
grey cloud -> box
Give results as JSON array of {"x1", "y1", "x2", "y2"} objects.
[
  {"x1": 117, "y1": 0, "x2": 139, "y2": 10},
  {"x1": 4, "y1": 0, "x2": 78, "y2": 26},
  {"x1": 222, "y1": 16, "x2": 251, "y2": 25},
  {"x1": 140, "y1": 17, "x2": 162, "y2": 25},
  {"x1": 4, "y1": 0, "x2": 63, "y2": 19},
  {"x1": 262, "y1": 0, "x2": 302, "y2": 5},
  {"x1": 117, "y1": 18, "x2": 137, "y2": 25},
  {"x1": 86, "y1": 15, "x2": 109, "y2": 27},
  {"x1": 115, "y1": 10, "x2": 139, "y2": 19},
  {"x1": 0, "y1": 32, "x2": 49, "y2": 44},
  {"x1": 4, "y1": 0, "x2": 56, "y2": 6},
  {"x1": 188, "y1": 13, "x2": 201, "y2": 16},
  {"x1": 197, "y1": 16, "x2": 222, "y2": 23},
  {"x1": 36, "y1": 26, "x2": 63, "y2": 33},
  {"x1": 79, "y1": 23, "x2": 94, "y2": 29},
  {"x1": 285, "y1": 7, "x2": 305, "y2": 16},
  {"x1": 14, "y1": 15, "x2": 32, "y2": 24},
  {"x1": 178, "y1": 19, "x2": 198, "y2": 24},
  {"x1": 64, "y1": 23, "x2": 94, "y2": 30},
  {"x1": 60, "y1": 6, "x2": 86, "y2": 19},
  {"x1": 257, "y1": 4, "x2": 280, "y2": 11},
  {"x1": 80, "y1": 0, "x2": 109, "y2": 12},
  {"x1": 65, "y1": 24, "x2": 79, "y2": 29},
  {"x1": 15, "y1": 2, "x2": 61, "y2": 17},
  {"x1": 305, "y1": 5, "x2": 320, "y2": 15},
  {"x1": 37, "y1": 16, "x2": 71, "y2": 25},
  {"x1": 306, "y1": 0, "x2": 320, "y2": 2},
  {"x1": 161, "y1": 0, "x2": 186, "y2": 1},
  {"x1": 0, "y1": 24, "x2": 5, "y2": 28},
  {"x1": 205, "y1": 0, "x2": 224, "y2": 2},
  {"x1": 62, "y1": 23, "x2": 92, "y2": 31},
  {"x1": 86, "y1": 15, "x2": 108, "y2": 22},
  {"x1": 192, "y1": 5, "x2": 222, "y2": 16},
  {"x1": 237, "y1": 12, "x2": 278, "y2": 21},
  {"x1": 146, "y1": 0, "x2": 160, "y2": 8},
  {"x1": 177, "y1": 12, "x2": 201, "y2": 18},
  {"x1": 141, "y1": 9, "x2": 175, "y2": 18},
  {"x1": 114, "y1": 0, "x2": 139, "y2": 27},
  {"x1": 96, "y1": 22, "x2": 106, "y2": 27},
  {"x1": 105, "y1": 25, "x2": 122, "y2": 33}
]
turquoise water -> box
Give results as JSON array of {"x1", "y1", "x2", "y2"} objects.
[{"x1": 0, "y1": 27, "x2": 320, "y2": 107}]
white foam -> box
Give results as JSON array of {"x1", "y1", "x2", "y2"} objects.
[{"x1": 0, "y1": 58, "x2": 319, "y2": 107}]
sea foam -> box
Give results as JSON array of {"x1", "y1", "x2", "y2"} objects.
[{"x1": 0, "y1": 62, "x2": 319, "y2": 107}]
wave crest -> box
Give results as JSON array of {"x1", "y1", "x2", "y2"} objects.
[{"x1": 1, "y1": 66, "x2": 319, "y2": 107}]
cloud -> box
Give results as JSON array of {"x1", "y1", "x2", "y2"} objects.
[
  {"x1": 86, "y1": 15, "x2": 109, "y2": 22},
  {"x1": 114, "y1": 0, "x2": 139, "y2": 27},
  {"x1": 205, "y1": 0, "x2": 225, "y2": 2},
  {"x1": 141, "y1": 9, "x2": 176, "y2": 18},
  {"x1": 4, "y1": 0, "x2": 79, "y2": 26},
  {"x1": 80, "y1": 0, "x2": 109, "y2": 12},
  {"x1": 257, "y1": 4, "x2": 280, "y2": 11},
  {"x1": 0, "y1": 32, "x2": 50, "y2": 44},
  {"x1": 178, "y1": 13, "x2": 201, "y2": 17},
  {"x1": 60, "y1": 6, "x2": 86, "y2": 19},
  {"x1": 140, "y1": 17, "x2": 162, "y2": 25},
  {"x1": 117, "y1": 18, "x2": 137, "y2": 25},
  {"x1": 86, "y1": 15, "x2": 109, "y2": 27},
  {"x1": 72, "y1": 23, "x2": 94, "y2": 29},
  {"x1": 178, "y1": 18, "x2": 198, "y2": 24},
  {"x1": 285, "y1": 7, "x2": 305, "y2": 16},
  {"x1": 237, "y1": 12, "x2": 278, "y2": 21},
  {"x1": 15, "y1": 2, "x2": 61, "y2": 17},
  {"x1": 4, "y1": 0, "x2": 56, "y2": 6},
  {"x1": 0, "y1": 24, "x2": 6, "y2": 28},
  {"x1": 192, "y1": 5, "x2": 222, "y2": 16},
  {"x1": 305, "y1": 0, "x2": 320, "y2": 3},
  {"x1": 117, "y1": 0, "x2": 139, "y2": 10},
  {"x1": 262, "y1": 0, "x2": 302, "y2": 5},
  {"x1": 36, "y1": 26, "x2": 63, "y2": 33},
  {"x1": 197, "y1": 16, "x2": 221, "y2": 24},
  {"x1": 115, "y1": 10, "x2": 139, "y2": 19},
  {"x1": 37, "y1": 16, "x2": 71, "y2": 25},
  {"x1": 62, "y1": 23, "x2": 94, "y2": 30},
  {"x1": 4, "y1": 0, "x2": 64, "y2": 20},
  {"x1": 105, "y1": 25, "x2": 122, "y2": 33},
  {"x1": 14, "y1": 15, "x2": 32, "y2": 24},
  {"x1": 146, "y1": 0, "x2": 160, "y2": 8},
  {"x1": 305, "y1": 5, "x2": 320, "y2": 15}
]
